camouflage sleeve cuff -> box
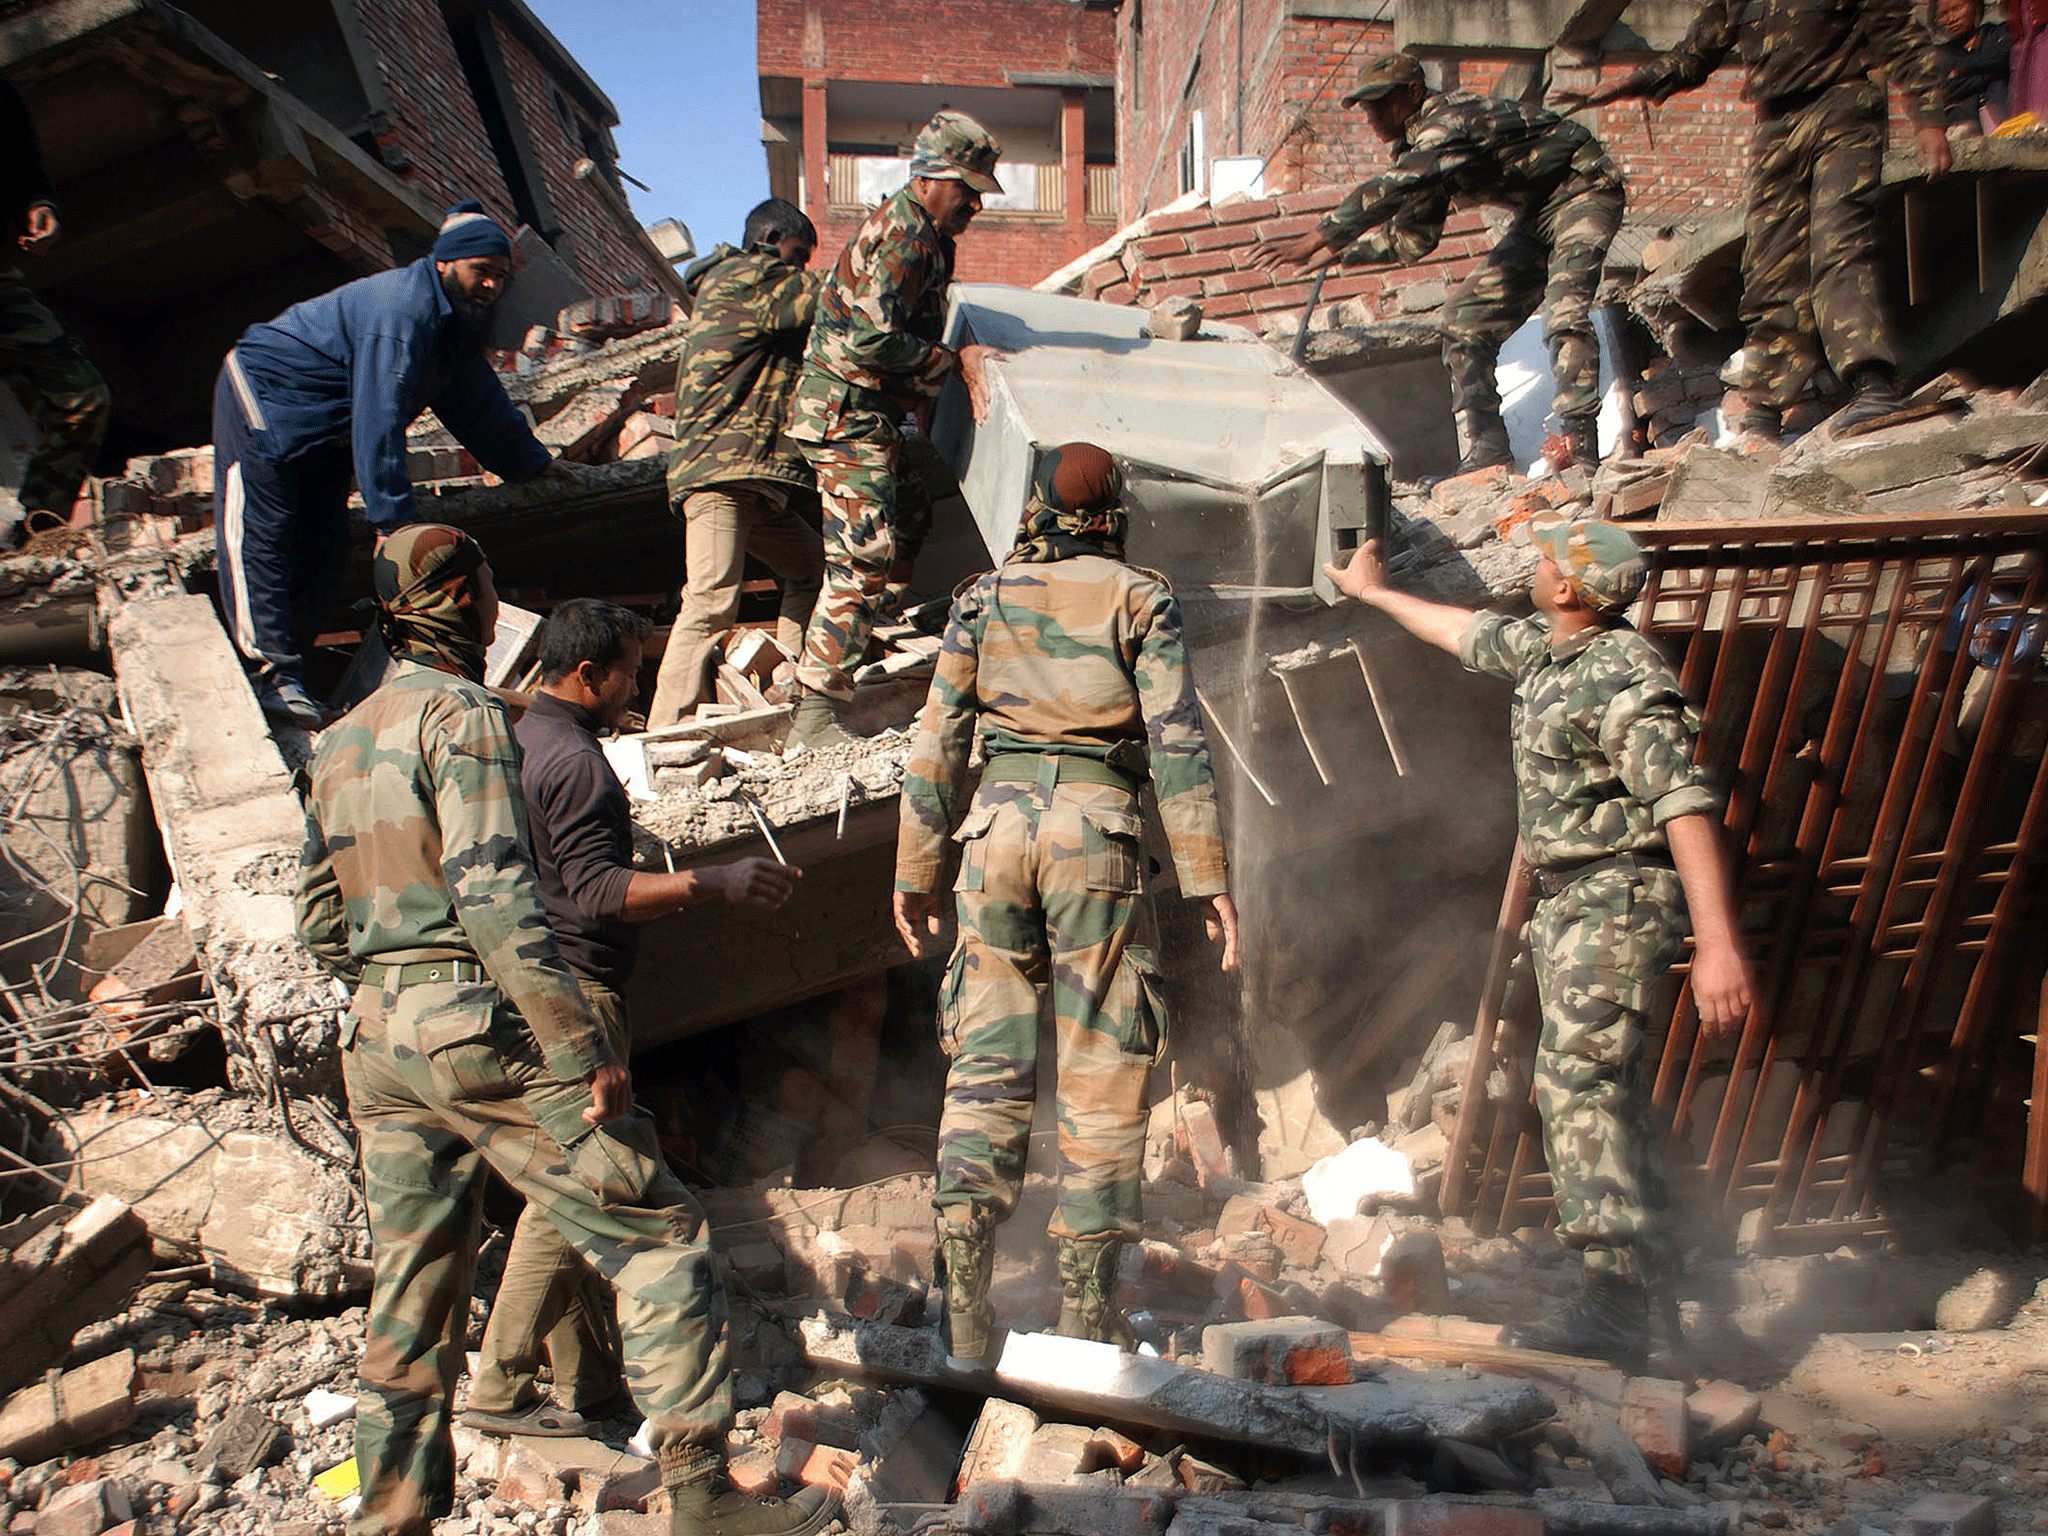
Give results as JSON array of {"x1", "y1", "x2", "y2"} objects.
[
  {"x1": 542, "y1": 1034, "x2": 616, "y2": 1084},
  {"x1": 893, "y1": 859, "x2": 945, "y2": 895},
  {"x1": 1651, "y1": 785, "x2": 1721, "y2": 827}
]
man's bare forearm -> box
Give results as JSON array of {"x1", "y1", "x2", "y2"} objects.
[
  {"x1": 618, "y1": 869, "x2": 717, "y2": 921},
  {"x1": 1357, "y1": 586, "x2": 1474, "y2": 656}
]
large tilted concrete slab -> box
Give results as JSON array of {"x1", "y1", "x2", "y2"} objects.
[{"x1": 798, "y1": 1314, "x2": 1556, "y2": 1457}]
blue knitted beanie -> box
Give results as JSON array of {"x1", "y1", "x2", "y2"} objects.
[{"x1": 432, "y1": 200, "x2": 512, "y2": 261}]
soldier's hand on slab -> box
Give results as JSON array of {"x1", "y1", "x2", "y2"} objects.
[
  {"x1": 583, "y1": 1060, "x2": 632, "y2": 1124},
  {"x1": 1916, "y1": 125, "x2": 1953, "y2": 179},
  {"x1": 713, "y1": 855, "x2": 802, "y2": 910},
  {"x1": 894, "y1": 891, "x2": 943, "y2": 958},
  {"x1": 1250, "y1": 228, "x2": 1339, "y2": 274},
  {"x1": 1550, "y1": 82, "x2": 1625, "y2": 114},
  {"x1": 959, "y1": 344, "x2": 999, "y2": 425},
  {"x1": 1324, "y1": 539, "x2": 1388, "y2": 601},
  {"x1": 1201, "y1": 893, "x2": 1241, "y2": 974},
  {"x1": 538, "y1": 456, "x2": 593, "y2": 483},
  {"x1": 19, "y1": 205, "x2": 58, "y2": 253},
  {"x1": 1691, "y1": 938, "x2": 1754, "y2": 1040}
]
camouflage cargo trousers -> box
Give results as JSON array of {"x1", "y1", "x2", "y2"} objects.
[
  {"x1": 1528, "y1": 863, "x2": 1685, "y2": 1290},
  {"x1": 0, "y1": 271, "x2": 109, "y2": 523},
  {"x1": 342, "y1": 968, "x2": 730, "y2": 1536},
  {"x1": 1442, "y1": 175, "x2": 1623, "y2": 440},
  {"x1": 933, "y1": 762, "x2": 1167, "y2": 1246},
  {"x1": 465, "y1": 977, "x2": 631, "y2": 1418},
  {"x1": 793, "y1": 428, "x2": 949, "y2": 701},
  {"x1": 1733, "y1": 79, "x2": 1892, "y2": 410}
]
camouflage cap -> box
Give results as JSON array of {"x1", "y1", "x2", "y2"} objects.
[
  {"x1": 1341, "y1": 51, "x2": 1427, "y2": 106},
  {"x1": 909, "y1": 110, "x2": 1004, "y2": 196},
  {"x1": 1525, "y1": 511, "x2": 1649, "y2": 617}
]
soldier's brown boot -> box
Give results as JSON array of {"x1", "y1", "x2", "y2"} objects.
[
  {"x1": 1055, "y1": 1236, "x2": 1137, "y2": 1349},
  {"x1": 1503, "y1": 1270, "x2": 1649, "y2": 1374},
  {"x1": 937, "y1": 1218, "x2": 997, "y2": 1369},
  {"x1": 1830, "y1": 365, "x2": 1907, "y2": 436},
  {"x1": 1452, "y1": 418, "x2": 1514, "y2": 477},
  {"x1": 660, "y1": 1443, "x2": 840, "y2": 1536},
  {"x1": 1559, "y1": 413, "x2": 1600, "y2": 470},
  {"x1": 785, "y1": 689, "x2": 858, "y2": 751}
]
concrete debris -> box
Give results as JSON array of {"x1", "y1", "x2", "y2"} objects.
[
  {"x1": 0, "y1": 1348, "x2": 137, "y2": 1462},
  {"x1": 0, "y1": 1196, "x2": 151, "y2": 1396}
]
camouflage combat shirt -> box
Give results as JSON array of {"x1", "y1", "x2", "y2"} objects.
[
  {"x1": 295, "y1": 659, "x2": 613, "y2": 1083},
  {"x1": 1460, "y1": 613, "x2": 1719, "y2": 869},
  {"x1": 666, "y1": 242, "x2": 821, "y2": 505},
  {"x1": 896, "y1": 554, "x2": 1230, "y2": 899},
  {"x1": 788, "y1": 185, "x2": 957, "y2": 444},
  {"x1": 1624, "y1": 0, "x2": 1945, "y2": 118},
  {"x1": 1321, "y1": 90, "x2": 1619, "y2": 267}
]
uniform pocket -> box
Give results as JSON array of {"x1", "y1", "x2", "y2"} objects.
[
  {"x1": 952, "y1": 802, "x2": 999, "y2": 893},
  {"x1": 1121, "y1": 945, "x2": 1169, "y2": 1064},
  {"x1": 411, "y1": 985, "x2": 525, "y2": 1101},
  {"x1": 1080, "y1": 807, "x2": 1143, "y2": 893},
  {"x1": 936, "y1": 944, "x2": 969, "y2": 1057}
]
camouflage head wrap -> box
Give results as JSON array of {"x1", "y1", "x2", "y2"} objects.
[
  {"x1": 1525, "y1": 511, "x2": 1648, "y2": 617},
  {"x1": 374, "y1": 523, "x2": 490, "y2": 680},
  {"x1": 1009, "y1": 442, "x2": 1127, "y2": 564}
]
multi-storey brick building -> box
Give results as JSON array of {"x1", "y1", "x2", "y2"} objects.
[
  {"x1": 3, "y1": 0, "x2": 671, "y2": 453},
  {"x1": 756, "y1": 0, "x2": 1122, "y2": 287}
]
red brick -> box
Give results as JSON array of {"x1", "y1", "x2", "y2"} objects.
[
  {"x1": 1279, "y1": 187, "x2": 1347, "y2": 215},
  {"x1": 1252, "y1": 214, "x2": 1323, "y2": 242},
  {"x1": 1182, "y1": 223, "x2": 1253, "y2": 253},
  {"x1": 1156, "y1": 249, "x2": 1236, "y2": 280},
  {"x1": 1202, "y1": 269, "x2": 1267, "y2": 297},
  {"x1": 1382, "y1": 1502, "x2": 1542, "y2": 1536},
  {"x1": 775, "y1": 1438, "x2": 857, "y2": 1490},
  {"x1": 1083, "y1": 258, "x2": 1126, "y2": 294},
  {"x1": 1621, "y1": 1376, "x2": 1690, "y2": 1479},
  {"x1": 1144, "y1": 204, "x2": 1221, "y2": 234},
  {"x1": 1095, "y1": 281, "x2": 1136, "y2": 307},
  {"x1": 1211, "y1": 194, "x2": 1282, "y2": 226},
  {"x1": 1142, "y1": 276, "x2": 1204, "y2": 303},
  {"x1": 1131, "y1": 232, "x2": 1191, "y2": 259},
  {"x1": 1283, "y1": 1343, "x2": 1352, "y2": 1385},
  {"x1": 727, "y1": 1455, "x2": 779, "y2": 1497}
]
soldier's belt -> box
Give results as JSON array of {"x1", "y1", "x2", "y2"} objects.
[
  {"x1": 358, "y1": 957, "x2": 487, "y2": 990},
  {"x1": 981, "y1": 753, "x2": 1140, "y2": 790},
  {"x1": 1532, "y1": 851, "x2": 1674, "y2": 901}
]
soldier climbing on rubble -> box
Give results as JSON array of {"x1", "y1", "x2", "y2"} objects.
[
  {"x1": 784, "y1": 110, "x2": 1004, "y2": 750},
  {"x1": 0, "y1": 75, "x2": 111, "y2": 551},
  {"x1": 893, "y1": 442, "x2": 1241, "y2": 1368},
  {"x1": 466, "y1": 597, "x2": 801, "y2": 1439},
  {"x1": 648, "y1": 199, "x2": 828, "y2": 727},
  {"x1": 1324, "y1": 517, "x2": 1753, "y2": 1372},
  {"x1": 1552, "y1": 0, "x2": 1952, "y2": 445},
  {"x1": 1252, "y1": 50, "x2": 1625, "y2": 476},
  {"x1": 214, "y1": 200, "x2": 582, "y2": 731},
  {"x1": 296, "y1": 529, "x2": 837, "y2": 1536}
]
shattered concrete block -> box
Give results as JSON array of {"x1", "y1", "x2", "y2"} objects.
[
  {"x1": 1201, "y1": 1317, "x2": 1351, "y2": 1385},
  {"x1": 1895, "y1": 1493, "x2": 1997, "y2": 1536},
  {"x1": 201, "y1": 1403, "x2": 287, "y2": 1479},
  {"x1": 0, "y1": 1349, "x2": 137, "y2": 1462},
  {"x1": 1621, "y1": 1377, "x2": 1690, "y2": 1479},
  {"x1": 1685, "y1": 1380, "x2": 1760, "y2": 1453},
  {"x1": 961, "y1": 1481, "x2": 1177, "y2": 1536},
  {"x1": 859, "y1": 1388, "x2": 964, "y2": 1506},
  {"x1": 1175, "y1": 1450, "x2": 1243, "y2": 1492},
  {"x1": 33, "y1": 1479, "x2": 132, "y2": 1536},
  {"x1": 0, "y1": 1198, "x2": 152, "y2": 1396},
  {"x1": 957, "y1": 1398, "x2": 1040, "y2": 1488},
  {"x1": 1017, "y1": 1422, "x2": 1098, "y2": 1483},
  {"x1": 1655, "y1": 446, "x2": 1772, "y2": 522},
  {"x1": 1382, "y1": 1500, "x2": 1540, "y2": 1536},
  {"x1": 1934, "y1": 1267, "x2": 2026, "y2": 1333},
  {"x1": 764, "y1": 1391, "x2": 864, "y2": 1450}
]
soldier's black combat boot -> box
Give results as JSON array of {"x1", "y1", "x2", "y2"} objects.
[
  {"x1": 937, "y1": 1218, "x2": 997, "y2": 1369},
  {"x1": 1559, "y1": 413, "x2": 1600, "y2": 470},
  {"x1": 1452, "y1": 418, "x2": 1515, "y2": 477},
  {"x1": 1503, "y1": 1270, "x2": 1650, "y2": 1374},
  {"x1": 660, "y1": 1442, "x2": 840, "y2": 1536},
  {"x1": 1055, "y1": 1236, "x2": 1137, "y2": 1348},
  {"x1": 1830, "y1": 364, "x2": 1907, "y2": 435},
  {"x1": 785, "y1": 688, "x2": 858, "y2": 751}
]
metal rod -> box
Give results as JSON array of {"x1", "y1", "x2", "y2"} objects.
[
  {"x1": 836, "y1": 775, "x2": 852, "y2": 841},
  {"x1": 1289, "y1": 268, "x2": 1330, "y2": 365},
  {"x1": 1346, "y1": 638, "x2": 1410, "y2": 777},
  {"x1": 1272, "y1": 666, "x2": 1332, "y2": 786},
  {"x1": 1194, "y1": 685, "x2": 1279, "y2": 808},
  {"x1": 742, "y1": 793, "x2": 791, "y2": 866}
]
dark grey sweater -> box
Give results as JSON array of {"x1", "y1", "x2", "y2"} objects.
[{"x1": 515, "y1": 691, "x2": 638, "y2": 992}]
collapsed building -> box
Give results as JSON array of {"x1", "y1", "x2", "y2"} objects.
[{"x1": 5, "y1": 9, "x2": 2048, "y2": 1536}]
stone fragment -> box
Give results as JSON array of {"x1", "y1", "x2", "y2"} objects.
[
  {"x1": 200, "y1": 1403, "x2": 287, "y2": 1479},
  {"x1": 1656, "y1": 446, "x2": 1771, "y2": 522},
  {"x1": 727, "y1": 1454, "x2": 778, "y2": 1497},
  {"x1": 0, "y1": 1348, "x2": 137, "y2": 1462},
  {"x1": 764, "y1": 1392, "x2": 864, "y2": 1450},
  {"x1": 1895, "y1": 1492, "x2": 1997, "y2": 1536},
  {"x1": 957, "y1": 1398, "x2": 1039, "y2": 1488},
  {"x1": 1175, "y1": 1451, "x2": 1243, "y2": 1492},
  {"x1": 0, "y1": 1200, "x2": 152, "y2": 1397},
  {"x1": 1685, "y1": 1380, "x2": 1760, "y2": 1453},
  {"x1": 494, "y1": 1444, "x2": 571, "y2": 1508},
  {"x1": 1016, "y1": 1422, "x2": 1098, "y2": 1484},
  {"x1": 1087, "y1": 1427, "x2": 1145, "y2": 1474},
  {"x1": 858, "y1": 1387, "x2": 964, "y2": 1506},
  {"x1": 33, "y1": 1478, "x2": 132, "y2": 1536}
]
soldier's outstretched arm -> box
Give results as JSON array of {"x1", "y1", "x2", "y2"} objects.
[
  {"x1": 1666, "y1": 812, "x2": 1754, "y2": 1037},
  {"x1": 1325, "y1": 541, "x2": 1473, "y2": 656}
]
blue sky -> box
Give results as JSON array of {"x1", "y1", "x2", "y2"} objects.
[{"x1": 527, "y1": 0, "x2": 774, "y2": 258}]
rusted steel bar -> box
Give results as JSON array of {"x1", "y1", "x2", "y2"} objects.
[
  {"x1": 1272, "y1": 666, "x2": 1333, "y2": 787},
  {"x1": 2026, "y1": 971, "x2": 2048, "y2": 1246}
]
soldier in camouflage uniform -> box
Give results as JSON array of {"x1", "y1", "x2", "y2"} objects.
[
  {"x1": 1557, "y1": 0, "x2": 1952, "y2": 441},
  {"x1": 1326, "y1": 515, "x2": 1752, "y2": 1371},
  {"x1": 785, "y1": 110, "x2": 1004, "y2": 749},
  {"x1": 894, "y1": 443, "x2": 1240, "y2": 1365},
  {"x1": 296, "y1": 525, "x2": 838, "y2": 1536},
  {"x1": 0, "y1": 76, "x2": 110, "y2": 547},
  {"x1": 648, "y1": 198, "x2": 826, "y2": 727},
  {"x1": 1253, "y1": 51, "x2": 1623, "y2": 474}
]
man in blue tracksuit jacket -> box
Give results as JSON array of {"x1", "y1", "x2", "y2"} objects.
[{"x1": 214, "y1": 200, "x2": 566, "y2": 728}]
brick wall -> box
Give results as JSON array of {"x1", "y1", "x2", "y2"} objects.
[
  {"x1": 759, "y1": 0, "x2": 1119, "y2": 288},
  {"x1": 486, "y1": 14, "x2": 670, "y2": 294},
  {"x1": 352, "y1": 0, "x2": 517, "y2": 234}
]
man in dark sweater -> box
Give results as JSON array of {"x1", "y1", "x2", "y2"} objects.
[
  {"x1": 464, "y1": 598, "x2": 802, "y2": 1442},
  {"x1": 0, "y1": 76, "x2": 110, "y2": 548}
]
